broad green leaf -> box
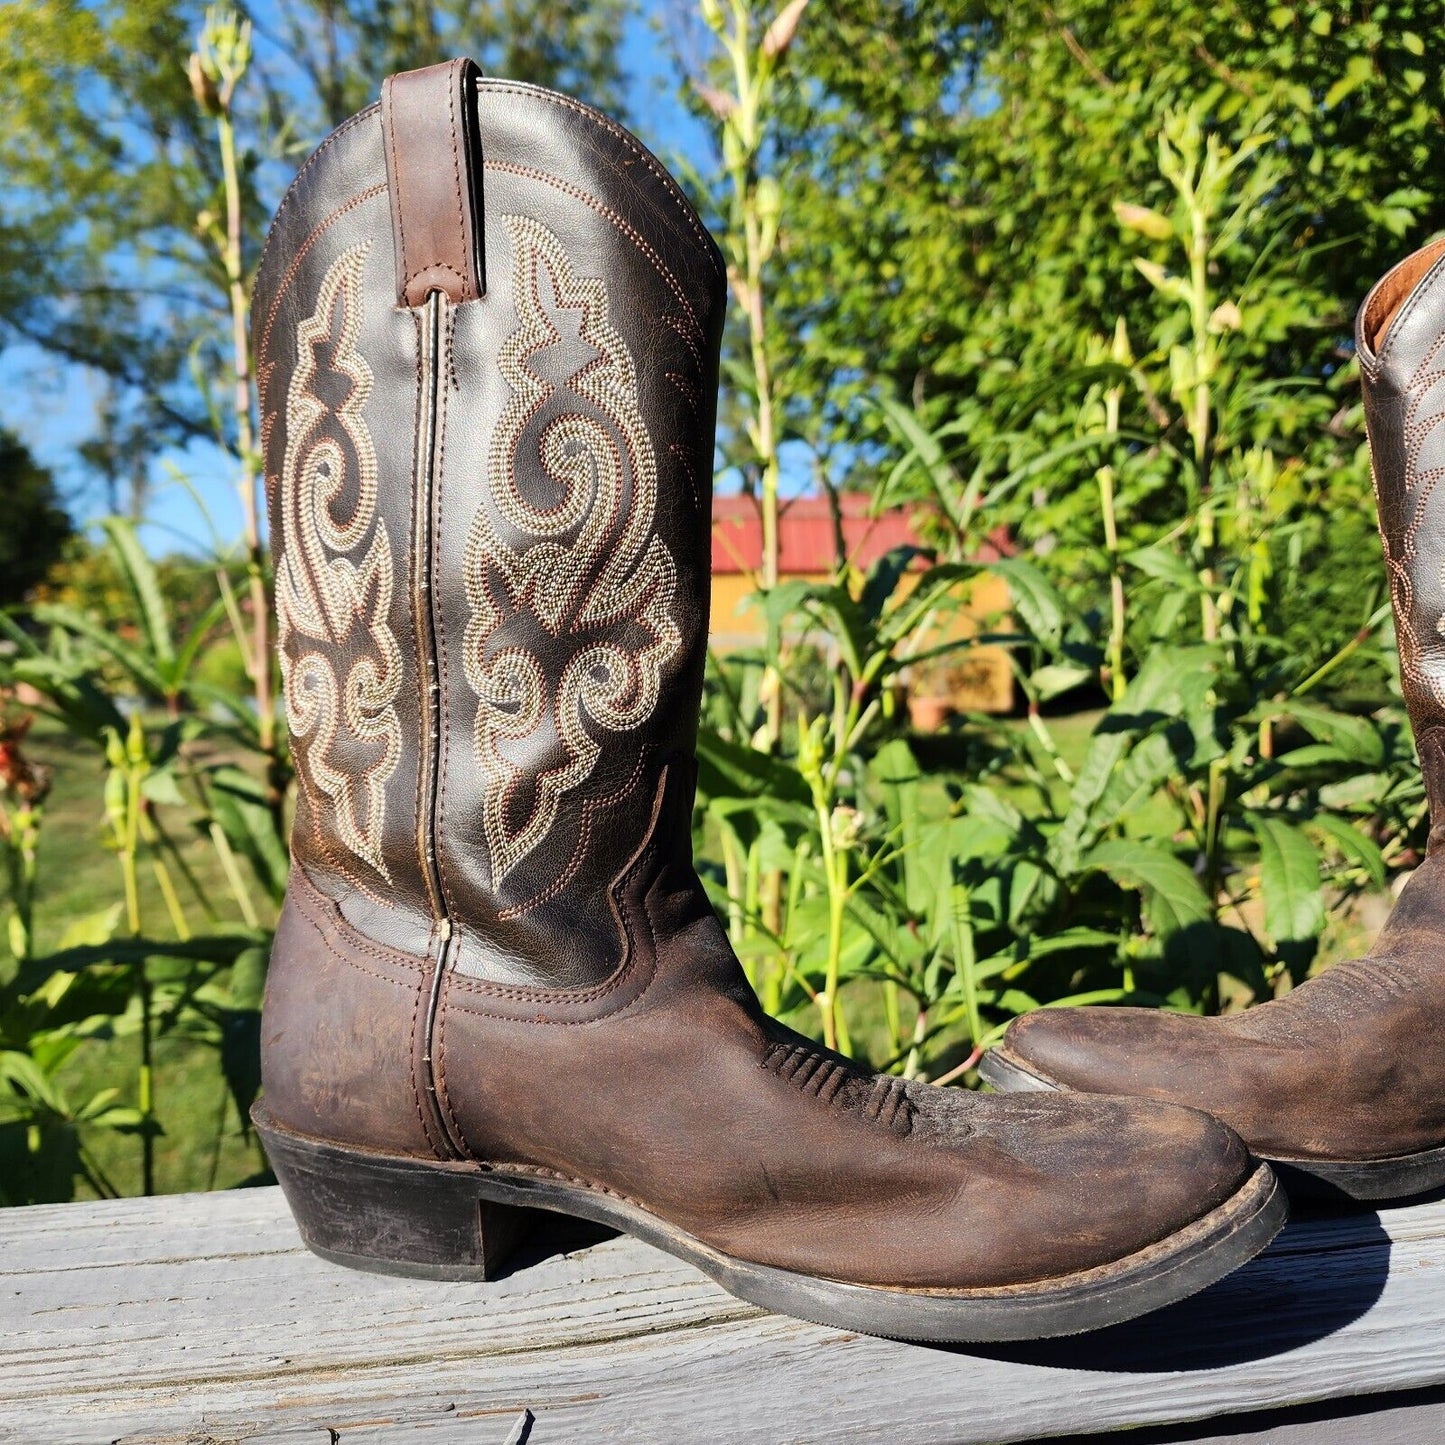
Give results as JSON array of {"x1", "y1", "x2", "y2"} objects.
[
  {"x1": 695, "y1": 729, "x2": 810, "y2": 806},
  {"x1": 871, "y1": 738, "x2": 929, "y2": 916},
  {"x1": 56, "y1": 905, "x2": 123, "y2": 951},
  {"x1": 1309, "y1": 814, "x2": 1387, "y2": 889},
  {"x1": 1084, "y1": 838, "x2": 1212, "y2": 938},
  {"x1": 1030, "y1": 662, "x2": 1093, "y2": 700},
  {"x1": 1259, "y1": 699, "x2": 1384, "y2": 765},
  {"x1": 1250, "y1": 815, "x2": 1325, "y2": 948},
  {"x1": 988, "y1": 557, "x2": 1063, "y2": 647},
  {"x1": 102, "y1": 516, "x2": 175, "y2": 667}
]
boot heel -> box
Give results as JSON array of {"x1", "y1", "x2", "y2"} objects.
[{"x1": 253, "y1": 1104, "x2": 535, "y2": 1281}]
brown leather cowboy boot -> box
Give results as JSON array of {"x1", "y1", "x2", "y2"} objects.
[
  {"x1": 984, "y1": 239, "x2": 1445, "y2": 1203},
  {"x1": 249, "y1": 59, "x2": 1283, "y2": 1340}
]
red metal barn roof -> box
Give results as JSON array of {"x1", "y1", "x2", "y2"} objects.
[{"x1": 711, "y1": 493, "x2": 1009, "y2": 575}]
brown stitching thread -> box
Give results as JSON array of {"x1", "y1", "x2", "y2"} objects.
[
  {"x1": 257, "y1": 107, "x2": 379, "y2": 286},
  {"x1": 668, "y1": 442, "x2": 703, "y2": 516},
  {"x1": 1377, "y1": 253, "x2": 1445, "y2": 367},
  {"x1": 489, "y1": 1160, "x2": 651, "y2": 1209},
  {"x1": 256, "y1": 185, "x2": 388, "y2": 388},
  {"x1": 661, "y1": 313, "x2": 705, "y2": 369},
  {"x1": 292, "y1": 886, "x2": 425, "y2": 991},
  {"x1": 484, "y1": 160, "x2": 704, "y2": 355},
  {"x1": 494, "y1": 746, "x2": 648, "y2": 919},
  {"x1": 477, "y1": 81, "x2": 722, "y2": 276},
  {"x1": 292, "y1": 866, "x2": 426, "y2": 971},
  {"x1": 409, "y1": 303, "x2": 429, "y2": 866},
  {"x1": 444, "y1": 300, "x2": 460, "y2": 392},
  {"x1": 390, "y1": 64, "x2": 473, "y2": 303},
  {"x1": 385, "y1": 86, "x2": 410, "y2": 296},
  {"x1": 665, "y1": 367, "x2": 701, "y2": 411},
  {"x1": 408, "y1": 938, "x2": 443, "y2": 1155},
  {"x1": 409, "y1": 262, "x2": 469, "y2": 291}
]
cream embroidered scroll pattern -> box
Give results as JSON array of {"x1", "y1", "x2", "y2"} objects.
[
  {"x1": 1371, "y1": 327, "x2": 1445, "y2": 710},
  {"x1": 275, "y1": 242, "x2": 402, "y2": 884},
  {"x1": 464, "y1": 215, "x2": 680, "y2": 887}
]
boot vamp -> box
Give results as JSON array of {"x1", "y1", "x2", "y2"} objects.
[
  {"x1": 1001, "y1": 863, "x2": 1445, "y2": 1161},
  {"x1": 442, "y1": 949, "x2": 1251, "y2": 1290}
]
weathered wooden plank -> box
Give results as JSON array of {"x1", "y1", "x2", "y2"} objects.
[{"x1": 0, "y1": 1186, "x2": 1442, "y2": 1445}]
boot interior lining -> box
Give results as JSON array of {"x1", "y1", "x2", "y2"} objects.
[{"x1": 1362, "y1": 235, "x2": 1445, "y2": 352}]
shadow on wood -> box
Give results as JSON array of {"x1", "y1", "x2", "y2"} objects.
[{"x1": 956, "y1": 1205, "x2": 1392, "y2": 1373}]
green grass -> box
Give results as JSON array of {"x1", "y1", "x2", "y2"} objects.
[{"x1": 15, "y1": 720, "x2": 271, "y2": 1200}]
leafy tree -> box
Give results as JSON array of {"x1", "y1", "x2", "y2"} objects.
[
  {"x1": 764, "y1": 0, "x2": 1445, "y2": 674},
  {"x1": 0, "y1": 431, "x2": 72, "y2": 608}
]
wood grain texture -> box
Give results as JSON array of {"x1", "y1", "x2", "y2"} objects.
[{"x1": 1, "y1": 1186, "x2": 1442, "y2": 1444}]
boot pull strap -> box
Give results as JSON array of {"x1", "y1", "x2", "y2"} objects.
[{"x1": 380, "y1": 57, "x2": 485, "y2": 307}]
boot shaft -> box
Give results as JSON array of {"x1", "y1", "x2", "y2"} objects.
[
  {"x1": 254, "y1": 63, "x2": 726, "y2": 985},
  {"x1": 1359, "y1": 237, "x2": 1445, "y2": 842}
]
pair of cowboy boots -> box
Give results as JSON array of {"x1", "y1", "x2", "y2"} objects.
[{"x1": 248, "y1": 60, "x2": 1430, "y2": 1343}]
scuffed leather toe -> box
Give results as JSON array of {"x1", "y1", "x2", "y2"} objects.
[{"x1": 902, "y1": 1082, "x2": 1254, "y2": 1284}]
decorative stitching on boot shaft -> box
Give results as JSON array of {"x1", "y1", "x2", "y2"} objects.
[
  {"x1": 477, "y1": 82, "x2": 723, "y2": 276},
  {"x1": 461, "y1": 215, "x2": 681, "y2": 893},
  {"x1": 275, "y1": 244, "x2": 403, "y2": 893},
  {"x1": 483, "y1": 160, "x2": 704, "y2": 357}
]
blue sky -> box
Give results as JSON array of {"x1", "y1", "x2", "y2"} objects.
[{"x1": 0, "y1": 3, "x2": 715, "y2": 559}]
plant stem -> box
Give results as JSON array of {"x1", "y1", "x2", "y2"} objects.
[
  {"x1": 217, "y1": 80, "x2": 272, "y2": 760},
  {"x1": 119, "y1": 749, "x2": 155, "y2": 1196},
  {"x1": 1183, "y1": 162, "x2": 1219, "y2": 642},
  {"x1": 1097, "y1": 363, "x2": 1128, "y2": 700}
]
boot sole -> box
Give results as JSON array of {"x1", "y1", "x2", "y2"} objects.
[
  {"x1": 980, "y1": 1047, "x2": 1445, "y2": 1204},
  {"x1": 252, "y1": 1101, "x2": 1285, "y2": 1343}
]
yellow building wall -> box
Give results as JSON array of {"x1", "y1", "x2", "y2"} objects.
[{"x1": 708, "y1": 570, "x2": 1014, "y2": 721}]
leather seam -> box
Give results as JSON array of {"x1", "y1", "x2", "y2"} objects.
[
  {"x1": 410, "y1": 261, "x2": 467, "y2": 287},
  {"x1": 486, "y1": 1160, "x2": 649, "y2": 1209},
  {"x1": 291, "y1": 877, "x2": 424, "y2": 985},
  {"x1": 445, "y1": 300, "x2": 459, "y2": 391},
  {"x1": 410, "y1": 304, "x2": 430, "y2": 900},
  {"x1": 495, "y1": 747, "x2": 647, "y2": 919},
  {"x1": 409, "y1": 941, "x2": 443, "y2": 1155},
  {"x1": 436, "y1": 970, "x2": 474, "y2": 1156},
  {"x1": 385, "y1": 85, "x2": 411, "y2": 297},
  {"x1": 292, "y1": 867, "x2": 426, "y2": 971},
  {"x1": 404, "y1": 301, "x2": 444, "y2": 1163},
  {"x1": 445, "y1": 60, "x2": 471, "y2": 301},
  {"x1": 444, "y1": 806, "x2": 665, "y2": 1016},
  {"x1": 477, "y1": 82, "x2": 722, "y2": 278},
  {"x1": 431, "y1": 300, "x2": 462, "y2": 923}
]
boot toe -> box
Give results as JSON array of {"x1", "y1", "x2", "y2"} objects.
[
  {"x1": 1003, "y1": 1005, "x2": 1171, "y2": 1093},
  {"x1": 956, "y1": 1088, "x2": 1255, "y2": 1282}
]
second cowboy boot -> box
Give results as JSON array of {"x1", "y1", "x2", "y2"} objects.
[
  {"x1": 984, "y1": 238, "x2": 1445, "y2": 1202},
  {"x1": 249, "y1": 59, "x2": 1284, "y2": 1341}
]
